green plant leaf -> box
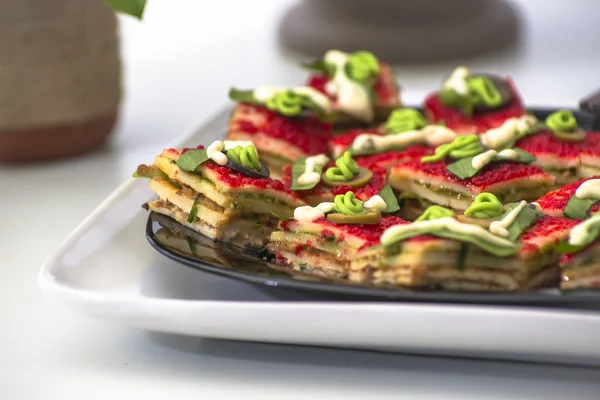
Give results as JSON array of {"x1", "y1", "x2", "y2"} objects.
[
  {"x1": 501, "y1": 202, "x2": 541, "y2": 242},
  {"x1": 556, "y1": 241, "x2": 586, "y2": 254},
  {"x1": 187, "y1": 197, "x2": 200, "y2": 223},
  {"x1": 176, "y1": 149, "x2": 210, "y2": 172},
  {"x1": 132, "y1": 164, "x2": 168, "y2": 179},
  {"x1": 291, "y1": 158, "x2": 326, "y2": 191},
  {"x1": 105, "y1": 0, "x2": 146, "y2": 19},
  {"x1": 301, "y1": 59, "x2": 328, "y2": 73},
  {"x1": 377, "y1": 185, "x2": 400, "y2": 213},
  {"x1": 228, "y1": 88, "x2": 262, "y2": 106},
  {"x1": 446, "y1": 148, "x2": 536, "y2": 179},
  {"x1": 564, "y1": 195, "x2": 599, "y2": 220}
]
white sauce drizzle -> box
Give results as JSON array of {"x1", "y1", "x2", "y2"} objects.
[
  {"x1": 489, "y1": 200, "x2": 528, "y2": 237},
  {"x1": 442, "y1": 66, "x2": 471, "y2": 95},
  {"x1": 380, "y1": 217, "x2": 515, "y2": 248},
  {"x1": 294, "y1": 206, "x2": 324, "y2": 223},
  {"x1": 206, "y1": 140, "x2": 256, "y2": 166},
  {"x1": 293, "y1": 201, "x2": 336, "y2": 223},
  {"x1": 351, "y1": 125, "x2": 458, "y2": 153},
  {"x1": 363, "y1": 195, "x2": 387, "y2": 211},
  {"x1": 575, "y1": 179, "x2": 600, "y2": 199},
  {"x1": 471, "y1": 150, "x2": 497, "y2": 170},
  {"x1": 479, "y1": 115, "x2": 538, "y2": 150},
  {"x1": 253, "y1": 85, "x2": 333, "y2": 114},
  {"x1": 316, "y1": 202, "x2": 336, "y2": 213},
  {"x1": 471, "y1": 148, "x2": 519, "y2": 170},
  {"x1": 297, "y1": 154, "x2": 329, "y2": 186},
  {"x1": 568, "y1": 215, "x2": 600, "y2": 246},
  {"x1": 206, "y1": 141, "x2": 228, "y2": 165},
  {"x1": 323, "y1": 50, "x2": 373, "y2": 123},
  {"x1": 530, "y1": 202, "x2": 542, "y2": 213}
]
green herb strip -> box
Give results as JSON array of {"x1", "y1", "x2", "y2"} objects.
[
  {"x1": 564, "y1": 195, "x2": 600, "y2": 220},
  {"x1": 377, "y1": 185, "x2": 400, "y2": 213},
  {"x1": 176, "y1": 149, "x2": 210, "y2": 172},
  {"x1": 187, "y1": 197, "x2": 200, "y2": 223},
  {"x1": 500, "y1": 202, "x2": 541, "y2": 242},
  {"x1": 291, "y1": 158, "x2": 327, "y2": 191},
  {"x1": 446, "y1": 148, "x2": 535, "y2": 180}
]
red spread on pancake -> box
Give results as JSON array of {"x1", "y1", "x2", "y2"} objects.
[
  {"x1": 230, "y1": 103, "x2": 332, "y2": 155},
  {"x1": 281, "y1": 216, "x2": 408, "y2": 250},
  {"x1": 397, "y1": 159, "x2": 547, "y2": 191},
  {"x1": 536, "y1": 177, "x2": 600, "y2": 215},
  {"x1": 203, "y1": 162, "x2": 293, "y2": 192},
  {"x1": 516, "y1": 130, "x2": 587, "y2": 160}
]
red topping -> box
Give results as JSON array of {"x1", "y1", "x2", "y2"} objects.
[
  {"x1": 321, "y1": 229, "x2": 336, "y2": 240},
  {"x1": 231, "y1": 104, "x2": 332, "y2": 155},
  {"x1": 328, "y1": 216, "x2": 408, "y2": 248},
  {"x1": 329, "y1": 129, "x2": 380, "y2": 149},
  {"x1": 516, "y1": 130, "x2": 586, "y2": 159},
  {"x1": 283, "y1": 164, "x2": 388, "y2": 201},
  {"x1": 423, "y1": 78, "x2": 525, "y2": 133},
  {"x1": 581, "y1": 132, "x2": 600, "y2": 157},
  {"x1": 520, "y1": 216, "x2": 579, "y2": 255},
  {"x1": 206, "y1": 162, "x2": 293, "y2": 192},
  {"x1": 395, "y1": 159, "x2": 549, "y2": 191},
  {"x1": 176, "y1": 144, "x2": 205, "y2": 154},
  {"x1": 536, "y1": 177, "x2": 600, "y2": 215},
  {"x1": 357, "y1": 146, "x2": 433, "y2": 170}
]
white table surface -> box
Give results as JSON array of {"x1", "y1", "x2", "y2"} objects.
[{"x1": 2, "y1": 0, "x2": 600, "y2": 398}]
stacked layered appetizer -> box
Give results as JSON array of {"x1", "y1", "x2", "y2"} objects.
[{"x1": 136, "y1": 49, "x2": 600, "y2": 292}]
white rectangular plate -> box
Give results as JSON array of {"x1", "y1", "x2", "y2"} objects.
[{"x1": 39, "y1": 108, "x2": 600, "y2": 367}]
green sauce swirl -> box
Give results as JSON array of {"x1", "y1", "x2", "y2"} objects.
[
  {"x1": 421, "y1": 135, "x2": 484, "y2": 163},
  {"x1": 464, "y1": 193, "x2": 504, "y2": 219},
  {"x1": 346, "y1": 51, "x2": 380, "y2": 82},
  {"x1": 334, "y1": 191, "x2": 364, "y2": 215},
  {"x1": 265, "y1": 90, "x2": 306, "y2": 117},
  {"x1": 546, "y1": 110, "x2": 578, "y2": 133},
  {"x1": 226, "y1": 145, "x2": 261, "y2": 170},
  {"x1": 415, "y1": 205, "x2": 456, "y2": 222},
  {"x1": 468, "y1": 76, "x2": 502, "y2": 108},
  {"x1": 385, "y1": 108, "x2": 428, "y2": 134},
  {"x1": 325, "y1": 151, "x2": 359, "y2": 181}
]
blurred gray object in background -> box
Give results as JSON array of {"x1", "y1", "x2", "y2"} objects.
[{"x1": 279, "y1": 0, "x2": 521, "y2": 63}]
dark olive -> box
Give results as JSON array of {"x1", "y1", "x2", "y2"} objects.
[
  {"x1": 226, "y1": 159, "x2": 270, "y2": 179},
  {"x1": 471, "y1": 73, "x2": 514, "y2": 112}
]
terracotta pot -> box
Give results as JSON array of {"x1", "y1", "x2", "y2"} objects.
[{"x1": 0, "y1": 0, "x2": 121, "y2": 162}]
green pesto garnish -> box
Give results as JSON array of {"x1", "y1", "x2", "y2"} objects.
[
  {"x1": 334, "y1": 192, "x2": 364, "y2": 215},
  {"x1": 464, "y1": 193, "x2": 503, "y2": 219},
  {"x1": 346, "y1": 51, "x2": 380, "y2": 82},
  {"x1": 546, "y1": 110, "x2": 578, "y2": 133},
  {"x1": 324, "y1": 151, "x2": 359, "y2": 182},
  {"x1": 385, "y1": 108, "x2": 428, "y2": 134},
  {"x1": 225, "y1": 145, "x2": 261, "y2": 171},
  {"x1": 468, "y1": 76, "x2": 503, "y2": 109},
  {"x1": 265, "y1": 90, "x2": 306, "y2": 117},
  {"x1": 415, "y1": 205, "x2": 456, "y2": 222},
  {"x1": 421, "y1": 135, "x2": 484, "y2": 163}
]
